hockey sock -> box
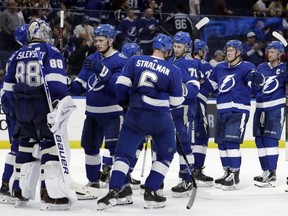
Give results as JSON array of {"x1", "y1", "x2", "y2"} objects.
[
  {"x1": 255, "y1": 137, "x2": 268, "y2": 170},
  {"x1": 225, "y1": 142, "x2": 241, "y2": 170},
  {"x1": 263, "y1": 137, "x2": 279, "y2": 171},
  {"x1": 218, "y1": 144, "x2": 229, "y2": 169}
]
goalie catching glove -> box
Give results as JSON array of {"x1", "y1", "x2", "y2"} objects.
[
  {"x1": 83, "y1": 58, "x2": 111, "y2": 82},
  {"x1": 47, "y1": 96, "x2": 77, "y2": 133}
]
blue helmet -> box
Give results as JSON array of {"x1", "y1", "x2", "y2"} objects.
[
  {"x1": 224, "y1": 40, "x2": 243, "y2": 53},
  {"x1": 152, "y1": 34, "x2": 173, "y2": 52},
  {"x1": 193, "y1": 39, "x2": 207, "y2": 54},
  {"x1": 173, "y1": 31, "x2": 191, "y2": 45},
  {"x1": 14, "y1": 24, "x2": 29, "y2": 46},
  {"x1": 121, "y1": 43, "x2": 141, "y2": 58},
  {"x1": 94, "y1": 24, "x2": 116, "y2": 39},
  {"x1": 267, "y1": 41, "x2": 285, "y2": 53}
]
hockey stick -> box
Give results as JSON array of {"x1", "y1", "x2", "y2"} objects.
[
  {"x1": 36, "y1": 50, "x2": 102, "y2": 198},
  {"x1": 176, "y1": 133, "x2": 197, "y2": 209},
  {"x1": 272, "y1": 31, "x2": 288, "y2": 161},
  {"x1": 191, "y1": 16, "x2": 209, "y2": 56},
  {"x1": 141, "y1": 136, "x2": 150, "y2": 177}
]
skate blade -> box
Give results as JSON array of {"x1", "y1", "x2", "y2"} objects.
[
  {"x1": 100, "y1": 182, "x2": 109, "y2": 188},
  {"x1": 130, "y1": 184, "x2": 140, "y2": 190},
  {"x1": 172, "y1": 190, "x2": 192, "y2": 198},
  {"x1": 254, "y1": 181, "x2": 275, "y2": 188},
  {"x1": 15, "y1": 200, "x2": 28, "y2": 208},
  {"x1": 117, "y1": 196, "x2": 133, "y2": 205},
  {"x1": 195, "y1": 180, "x2": 214, "y2": 187},
  {"x1": 40, "y1": 202, "x2": 71, "y2": 211},
  {"x1": 97, "y1": 199, "x2": 117, "y2": 211},
  {"x1": 221, "y1": 184, "x2": 238, "y2": 191},
  {"x1": 144, "y1": 201, "x2": 165, "y2": 209},
  {"x1": 77, "y1": 194, "x2": 98, "y2": 200},
  {"x1": 0, "y1": 194, "x2": 16, "y2": 204}
]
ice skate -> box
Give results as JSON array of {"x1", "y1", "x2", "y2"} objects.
[
  {"x1": 129, "y1": 175, "x2": 141, "y2": 189},
  {"x1": 254, "y1": 170, "x2": 276, "y2": 188},
  {"x1": 40, "y1": 188, "x2": 71, "y2": 211},
  {"x1": 13, "y1": 189, "x2": 29, "y2": 208},
  {"x1": 0, "y1": 182, "x2": 16, "y2": 204},
  {"x1": 171, "y1": 180, "x2": 193, "y2": 198},
  {"x1": 193, "y1": 167, "x2": 214, "y2": 187},
  {"x1": 100, "y1": 165, "x2": 111, "y2": 188},
  {"x1": 221, "y1": 170, "x2": 240, "y2": 191},
  {"x1": 140, "y1": 183, "x2": 164, "y2": 196},
  {"x1": 143, "y1": 187, "x2": 166, "y2": 209},
  {"x1": 215, "y1": 169, "x2": 231, "y2": 188},
  {"x1": 76, "y1": 181, "x2": 100, "y2": 200},
  {"x1": 97, "y1": 188, "x2": 119, "y2": 210},
  {"x1": 117, "y1": 184, "x2": 133, "y2": 205}
]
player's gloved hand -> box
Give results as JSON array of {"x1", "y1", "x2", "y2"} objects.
[
  {"x1": 47, "y1": 100, "x2": 59, "y2": 131},
  {"x1": 66, "y1": 76, "x2": 72, "y2": 87},
  {"x1": 83, "y1": 58, "x2": 107, "y2": 75},
  {"x1": 182, "y1": 83, "x2": 188, "y2": 97},
  {"x1": 197, "y1": 71, "x2": 205, "y2": 84},
  {"x1": 249, "y1": 70, "x2": 265, "y2": 87},
  {"x1": 280, "y1": 69, "x2": 288, "y2": 83}
]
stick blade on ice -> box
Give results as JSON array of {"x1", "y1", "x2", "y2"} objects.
[
  {"x1": 195, "y1": 17, "x2": 209, "y2": 30},
  {"x1": 186, "y1": 187, "x2": 197, "y2": 209}
]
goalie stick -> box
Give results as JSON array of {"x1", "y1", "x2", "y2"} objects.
[
  {"x1": 36, "y1": 50, "x2": 102, "y2": 198},
  {"x1": 272, "y1": 31, "x2": 288, "y2": 161}
]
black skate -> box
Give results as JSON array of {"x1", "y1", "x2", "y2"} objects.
[
  {"x1": 193, "y1": 167, "x2": 214, "y2": 187},
  {"x1": 129, "y1": 175, "x2": 141, "y2": 189},
  {"x1": 254, "y1": 170, "x2": 276, "y2": 188},
  {"x1": 221, "y1": 170, "x2": 240, "y2": 191},
  {"x1": 76, "y1": 181, "x2": 100, "y2": 200},
  {"x1": 144, "y1": 187, "x2": 166, "y2": 209},
  {"x1": 100, "y1": 165, "x2": 111, "y2": 188},
  {"x1": 40, "y1": 188, "x2": 71, "y2": 211},
  {"x1": 140, "y1": 183, "x2": 164, "y2": 196},
  {"x1": 13, "y1": 189, "x2": 29, "y2": 208},
  {"x1": 171, "y1": 180, "x2": 193, "y2": 198},
  {"x1": 0, "y1": 181, "x2": 16, "y2": 204},
  {"x1": 117, "y1": 184, "x2": 133, "y2": 205},
  {"x1": 215, "y1": 169, "x2": 231, "y2": 188},
  {"x1": 97, "y1": 188, "x2": 119, "y2": 210}
]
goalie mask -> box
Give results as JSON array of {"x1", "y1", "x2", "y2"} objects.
[{"x1": 28, "y1": 19, "x2": 52, "y2": 44}]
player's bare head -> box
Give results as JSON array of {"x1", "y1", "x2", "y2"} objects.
[
  {"x1": 28, "y1": 18, "x2": 52, "y2": 44},
  {"x1": 224, "y1": 40, "x2": 242, "y2": 65},
  {"x1": 153, "y1": 34, "x2": 173, "y2": 58},
  {"x1": 145, "y1": 8, "x2": 153, "y2": 18},
  {"x1": 266, "y1": 41, "x2": 285, "y2": 63},
  {"x1": 94, "y1": 24, "x2": 116, "y2": 54},
  {"x1": 173, "y1": 31, "x2": 191, "y2": 57}
]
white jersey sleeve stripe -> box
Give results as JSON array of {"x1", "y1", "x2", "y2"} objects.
[
  {"x1": 3, "y1": 82, "x2": 14, "y2": 92},
  {"x1": 46, "y1": 73, "x2": 66, "y2": 84},
  {"x1": 169, "y1": 95, "x2": 184, "y2": 107},
  {"x1": 116, "y1": 75, "x2": 132, "y2": 87}
]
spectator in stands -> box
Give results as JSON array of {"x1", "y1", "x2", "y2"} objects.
[
  {"x1": 209, "y1": 50, "x2": 225, "y2": 68},
  {"x1": 214, "y1": 0, "x2": 233, "y2": 15},
  {"x1": 252, "y1": 3, "x2": 265, "y2": 17},
  {"x1": 256, "y1": 0, "x2": 269, "y2": 16},
  {"x1": 189, "y1": 0, "x2": 200, "y2": 16},
  {"x1": 67, "y1": 36, "x2": 95, "y2": 77},
  {"x1": 73, "y1": 15, "x2": 94, "y2": 40},
  {"x1": 268, "y1": 0, "x2": 284, "y2": 17},
  {"x1": 146, "y1": 0, "x2": 163, "y2": 20},
  {"x1": 242, "y1": 31, "x2": 265, "y2": 66},
  {"x1": 34, "y1": 0, "x2": 53, "y2": 21},
  {"x1": 85, "y1": 0, "x2": 105, "y2": 27},
  {"x1": 0, "y1": 0, "x2": 21, "y2": 51},
  {"x1": 116, "y1": 8, "x2": 138, "y2": 48},
  {"x1": 114, "y1": 0, "x2": 130, "y2": 26},
  {"x1": 137, "y1": 7, "x2": 159, "y2": 55}
]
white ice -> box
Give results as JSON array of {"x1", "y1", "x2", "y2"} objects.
[{"x1": 0, "y1": 147, "x2": 288, "y2": 216}]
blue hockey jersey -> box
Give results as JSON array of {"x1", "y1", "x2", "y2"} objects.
[
  {"x1": 3, "y1": 42, "x2": 67, "y2": 103},
  {"x1": 69, "y1": 51, "x2": 127, "y2": 117},
  {"x1": 116, "y1": 17, "x2": 137, "y2": 43},
  {"x1": 209, "y1": 61, "x2": 256, "y2": 114},
  {"x1": 255, "y1": 62, "x2": 287, "y2": 111},
  {"x1": 116, "y1": 55, "x2": 184, "y2": 111}
]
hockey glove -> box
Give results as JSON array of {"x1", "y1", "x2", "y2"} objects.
[
  {"x1": 83, "y1": 58, "x2": 110, "y2": 82},
  {"x1": 249, "y1": 71, "x2": 265, "y2": 88}
]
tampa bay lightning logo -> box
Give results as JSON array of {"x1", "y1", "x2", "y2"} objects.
[
  {"x1": 128, "y1": 27, "x2": 137, "y2": 37},
  {"x1": 88, "y1": 74, "x2": 104, "y2": 92},
  {"x1": 262, "y1": 75, "x2": 278, "y2": 94},
  {"x1": 219, "y1": 74, "x2": 235, "y2": 93}
]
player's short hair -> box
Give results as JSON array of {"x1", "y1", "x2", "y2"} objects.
[
  {"x1": 14, "y1": 24, "x2": 29, "y2": 46},
  {"x1": 152, "y1": 34, "x2": 173, "y2": 53}
]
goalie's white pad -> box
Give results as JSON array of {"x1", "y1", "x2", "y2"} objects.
[
  {"x1": 44, "y1": 161, "x2": 77, "y2": 203},
  {"x1": 47, "y1": 95, "x2": 77, "y2": 134},
  {"x1": 19, "y1": 160, "x2": 41, "y2": 200}
]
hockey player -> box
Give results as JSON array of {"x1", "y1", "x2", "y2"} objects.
[
  {"x1": 68, "y1": 24, "x2": 127, "y2": 200},
  {"x1": 191, "y1": 39, "x2": 214, "y2": 187},
  {"x1": 208, "y1": 40, "x2": 256, "y2": 190},
  {"x1": 250, "y1": 41, "x2": 287, "y2": 187},
  {"x1": 3, "y1": 19, "x2": 75, "y2": 210},
  {"x1": 169, "y1": 31, "x2": 200, "y2": 197},
  {"x1": 97, "y1": 33, "x2": 184, "y2": 210},
  {"x1": 0, "y1": 23, "x2": 29, "y2": 204}
]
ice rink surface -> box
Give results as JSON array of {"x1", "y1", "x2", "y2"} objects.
[{"x1": 0, "y1": 147, "x2": 288, "y2": 216}]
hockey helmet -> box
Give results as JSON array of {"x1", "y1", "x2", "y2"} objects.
[
  {"x1": 28, "y1": 18, "x2": 52, "y2": 44},
  {"x1": 152, "y1": 33, "x2": 173, "y2": 53},
  {"x1": 224, "y1": 40, "x2": 243, "y2": 53},
  {"x1": 14, "y1": 24, "x2": 29, "y2": 46},
  {"x1": 121, "y1": 42, "x2": 141, "y2": 58},
  {"x1": 94, "y1": 24, "x2": 116, "y2": 39}
]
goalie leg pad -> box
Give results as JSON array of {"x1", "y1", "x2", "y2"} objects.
[
  {"x1": 19, "y1": 160, "x2": 41, "y2": 200},
  {"x1": 43, "y1": 161, "x2": 77, "y2": 203}
]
